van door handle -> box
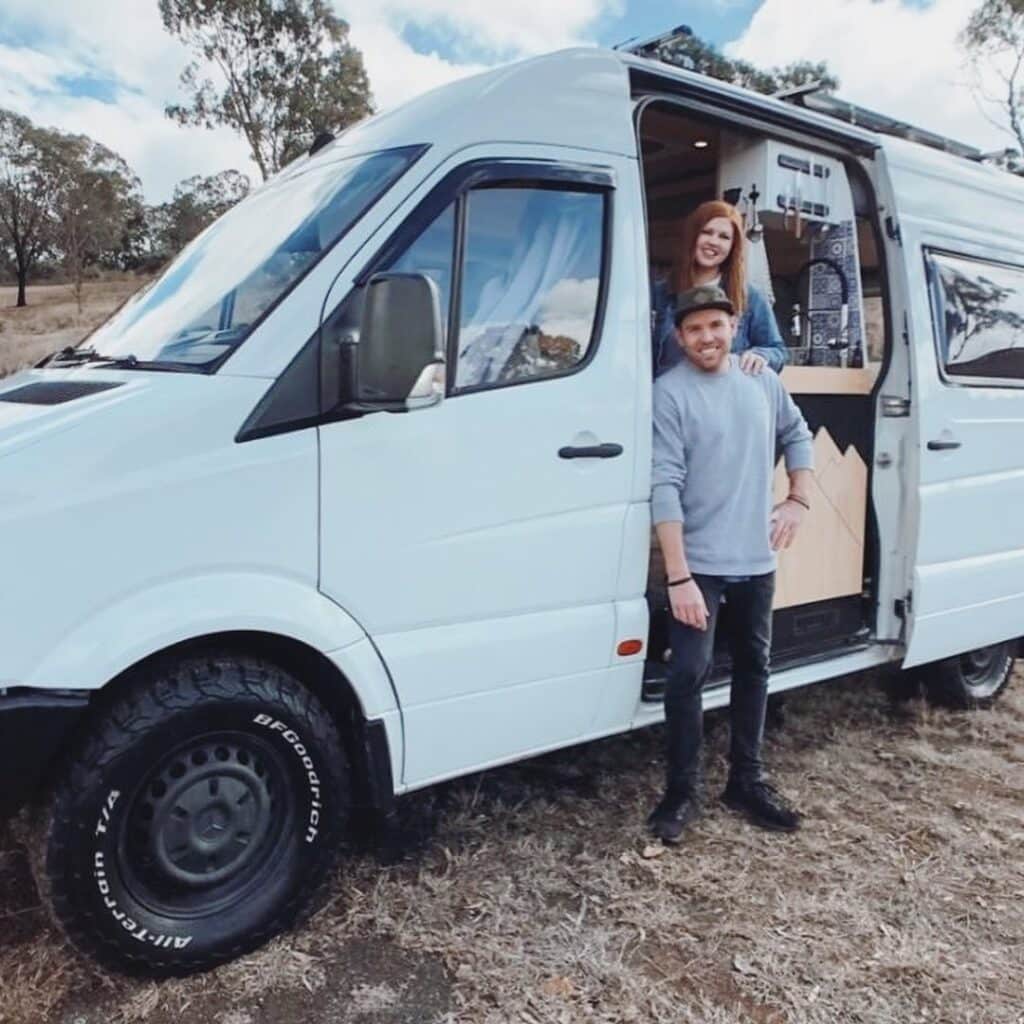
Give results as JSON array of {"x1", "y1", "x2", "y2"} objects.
[
  {"x1": 926, "y1": 439, "x2": 962, "y2": 451},
  {"x1": 558, "y1": 443, "x2": 623, "y2": 459}
]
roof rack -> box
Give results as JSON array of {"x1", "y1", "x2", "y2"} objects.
[
  {"x1": 627, "y1": 28, "x2": 1012, "y2": 171},
  {"x1": 616, "y1": 23, "x2": 695, "y2": 70},
  {"x1": 774, "y1": 82, "x2": 985, "y2": 162}
]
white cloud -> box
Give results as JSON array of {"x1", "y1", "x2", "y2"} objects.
[
  {"x1": 343, "y1": 17, "x2": 488, "y2": 112},
  {"x1": 539, "y1": 276, "x2": 600, "y2": 340},
  {"x1": 24, "y1": 91, "x2": 257, "y2": 204},
  {"x1": 0, "y1": 0, "x2": 619, "y2": 202},
  {"x1": 3, "y1": 0, "x2": 1004, "y2": 205},
  {"x1": 343, "y1": 0, "x2": 619, "y2": 59},
  {"x1": 725, "y1": 0, "x2": 1007, "y2": 154},
  {"x1": 0, "y1": 43, "x2": 78, "y2": 97},
  {"x1": 0, "y1": 0, "x2": 257, "y2": 200},
  {"x1": 1, "y1": 0, "x2": 189, "y2": 97}
]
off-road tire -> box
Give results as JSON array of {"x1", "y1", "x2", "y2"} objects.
[
  {"x1": 918, "y1": 641, "x2": 1017, "y2": 710},
  {"x1": 36, "y1": 653, "x2": 349, "y2": 976}
]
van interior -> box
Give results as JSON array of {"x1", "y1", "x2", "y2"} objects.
[{"x1": 637, "y1": 100, "x2": 891, "y2": 698}]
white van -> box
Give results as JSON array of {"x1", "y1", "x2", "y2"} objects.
[{"x1": 2, "y1": 46, "x2": 1022, "y2": 975}]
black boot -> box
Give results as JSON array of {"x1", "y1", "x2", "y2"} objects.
[
  {"x1": 722, "y1": 777, "x2": 801, "y2": 832},
  {"x1": 646, "y1": 787, "x2": 702, "y2": 844}
]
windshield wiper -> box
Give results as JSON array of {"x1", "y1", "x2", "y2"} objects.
[
  {"x1": 41, "y1": 347, "x2": 196, "y2": 373},
  {"x1": 45, "y1": 346, "x2": 136, "y2": 368}
]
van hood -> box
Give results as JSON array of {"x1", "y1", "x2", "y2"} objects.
[
  {"x1": 0, "y1": 367, "x2": 270, "y2": 459},
  {"x1": 0, "y1": 369, "x2": 148, "y2": 459},
  {"x1": 0, "y1": 364, "x2": 317, "y2": 694},
  {"x1": 0, "y1": 367, "x2": 272, "y2": 501}
]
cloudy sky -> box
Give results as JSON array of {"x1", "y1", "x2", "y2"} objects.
[{"x1": 0, "y1": 0, "x2": 1009, "y2": 202}]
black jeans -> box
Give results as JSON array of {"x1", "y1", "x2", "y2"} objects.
[{"x1": 663, "y1": 572, "x2": 775, "y2": 795}]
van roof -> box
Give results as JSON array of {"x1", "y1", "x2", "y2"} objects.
[
  {"x1": 620, "y1": 50, "x2": 880, "y2": 154},
  {"x1": 309, "y1": 47, "x2": 1024, "y2": 219},
  {"x1": 317, "y1": 47, "x2": 881, "y2": 164}
]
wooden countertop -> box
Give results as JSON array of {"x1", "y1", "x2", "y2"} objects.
[{"x1": 780, "y1": 365, "x2": 877, "y2": 396}]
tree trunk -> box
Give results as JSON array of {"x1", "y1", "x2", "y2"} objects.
[{"x1": 16, "y1": 269, "x2": 27, "y2": 308}]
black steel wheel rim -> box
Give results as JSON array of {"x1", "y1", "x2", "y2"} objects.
[
  {"x1": 959, "y1": 645, "x2": 1006, "y2": 697},
  {"x1": 117, "y1": 731, "x2": 297, "y2": 918}
]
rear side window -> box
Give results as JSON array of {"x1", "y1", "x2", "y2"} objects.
[
  {"x1": 455, "y1": 188, "x2": 605, "y2": 391},
  {"x1": 926, "y1": 250, "x2": 1024, "y2": 383}
]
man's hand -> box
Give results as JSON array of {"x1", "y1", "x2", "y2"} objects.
[
  {"x1": 770, "y1": 499, "x2": 806, "y2": 550},
  {"x1": 669, "y1": 579, "x2": 710, "y2": 631},
  {"x1": 738, "y1": 351, "x2": 767, "y2": 375}
]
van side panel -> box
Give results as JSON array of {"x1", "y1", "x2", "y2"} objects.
[
  {"x1": 0, "y1": 371, "x2": 399, "y2": 738},
  {"x1": 0, "y1": 377, "x2": 317, "y2": 686},
  {"x1": 882, "y1": 138, "x2": 1024, "y2": 666}
]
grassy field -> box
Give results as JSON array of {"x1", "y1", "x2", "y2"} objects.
[
  {"x1": 0, "y1": 279, "x2": 147, "y2": 377},
  {"x1": 2, "y1": 670, "x2": 1022, "y2": 1024},
  {"x1": 0, "y1": 282, "x2": 1022, "y2": 1023}
]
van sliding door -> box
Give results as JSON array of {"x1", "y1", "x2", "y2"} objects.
[{"x1": 902, "y1": 240, "x2": 1024, "y2": 667}]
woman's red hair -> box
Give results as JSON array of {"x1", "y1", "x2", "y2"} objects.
[{"x1": 674, "y1": 200, "x2": 747, "y2": 317}]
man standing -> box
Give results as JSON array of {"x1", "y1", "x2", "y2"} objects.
[{"x1": 649, "y1": 284, "x2": 814, "y2": 844}]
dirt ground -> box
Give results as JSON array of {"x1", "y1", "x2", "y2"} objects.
[
  {"x1": 1, "y1": 283, "x2": 1022, "y2": 1022},
  {"x1": 0, "y1": 279, "x2": 147, "y2": 377},
  {"x1": 1, "y1": 666, "x2": 1022, "y2": 1024}
]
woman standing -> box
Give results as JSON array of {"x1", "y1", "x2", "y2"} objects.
[{"x1": 653, "y1": 201, "x2": 787, "y2": 375}]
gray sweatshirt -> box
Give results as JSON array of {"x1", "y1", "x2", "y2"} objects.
[{"x1": 651, "y1": 355, "x2": 814, "y2": 576}]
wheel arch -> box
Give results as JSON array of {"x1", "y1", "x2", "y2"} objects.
[{"x1": 57, "y1": 630, "x2": 397, "y2": 817}]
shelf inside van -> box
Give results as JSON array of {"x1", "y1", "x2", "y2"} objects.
[{"x1": 780, "y1": 365, "x2": 876, "y2": 395}]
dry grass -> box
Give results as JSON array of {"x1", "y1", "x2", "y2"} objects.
[
  {"x1": 0, "y1": 279, "x2": 148, "y2": 377},
  {"x1": 2, "y1": 667, "x2": 1023, "y2": 1024}
]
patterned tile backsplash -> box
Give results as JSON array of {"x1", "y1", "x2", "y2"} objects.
[{"x1": 805, "y1": 220, "x2": 865, "y2": 367}]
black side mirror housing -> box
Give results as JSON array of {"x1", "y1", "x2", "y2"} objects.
[{"x1": 350, "y1": 272, "x2": 445, "y2": 411}]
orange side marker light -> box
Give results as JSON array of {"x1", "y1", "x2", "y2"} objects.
[{"x1": 617, "y1": 639, "x2": 644, "y2": 657}]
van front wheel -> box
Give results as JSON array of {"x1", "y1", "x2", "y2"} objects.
[
  {"x1": 38, "y1": 654, "x2": 349, "y2": 976},
  {"x1": 919, "y1": 641, "x2": 1017, "y2": 709}
]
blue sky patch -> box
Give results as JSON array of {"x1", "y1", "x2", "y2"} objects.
[
  {"x1": 57, "y1": 73, "x2": 122, "y2": 104},
  {"x1": 395, "y1": 2, "x2": 768, "y2": 66},
  {"x1": 0, "y1": 22, "x2": 51, "y2": 50},
  {"x1": 396, "y1": 20, "x2": 508, "y2": 64},
  {"x1": 594, "y1": 2, "x2": 765, "y2": 50}
]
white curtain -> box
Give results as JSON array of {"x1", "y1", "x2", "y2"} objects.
[{"x1": 456, "y1": 194, "x2": 596, "y2": 388}]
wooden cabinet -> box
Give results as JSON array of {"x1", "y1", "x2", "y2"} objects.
[{"x1": 772, "y1": 366, "x2": 875, "y2": 610}]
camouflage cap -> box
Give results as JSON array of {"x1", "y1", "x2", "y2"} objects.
[{"x1": 673, "y1": 284, "x2": 735, "y2": 327}]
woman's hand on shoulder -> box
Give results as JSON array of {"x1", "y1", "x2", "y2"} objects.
[{"x1": 738, "y1": 350, "x2": 768, "y2": 375}]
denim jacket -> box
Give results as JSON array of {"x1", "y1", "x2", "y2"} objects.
[{"x1": 651, "y1": 281, "x2": 789, "y2": 376}]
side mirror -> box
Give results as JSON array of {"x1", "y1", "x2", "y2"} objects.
[{"x1": 355, "y1": 272, "x2": 445, "y2": 411}]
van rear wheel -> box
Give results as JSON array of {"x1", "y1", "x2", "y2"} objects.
[
  {"x1": 919, "y1": 641, "x2": 1016, "y2": 709},
  {"x1": 36, "y1": 653, "x2": 349, "y2": 976}
]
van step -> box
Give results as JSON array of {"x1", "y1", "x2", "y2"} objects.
[
  {"x1": 642, "y1": 660, "x2": 667, "y2": 703},
  {"x1": 641, "y1": 639, "x2": 874, "y2": 703},
  {"x1": 641, "y1": 660, "x2": 729, "y2": 703}
]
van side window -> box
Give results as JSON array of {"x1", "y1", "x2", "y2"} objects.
[
  {"x1": 455, "y1": 188, "x2": 605, "y2": 391},
  {"x1": 927, "y1": 250, "x2": 1024, "y2": 383}
]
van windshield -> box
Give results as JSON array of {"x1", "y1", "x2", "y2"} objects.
[{"x1": 80, "y1": 147, "x2": 422, "y2": 369}]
